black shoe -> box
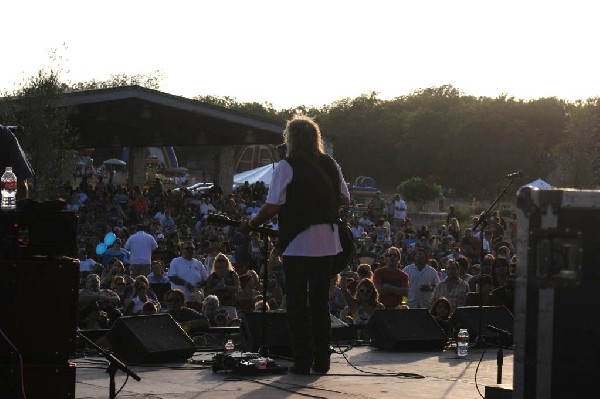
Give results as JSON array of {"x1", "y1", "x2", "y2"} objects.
[
  {"x1": 289, "y1": 365, "x2": 310, "y2": 374},
  {"x1": 311, "y1": 360, "x2": 330, "y2": 374}
]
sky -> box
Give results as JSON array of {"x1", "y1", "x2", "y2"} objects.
[{"x1": 2, "y1": 1, "x2": 599, "y2": 110}]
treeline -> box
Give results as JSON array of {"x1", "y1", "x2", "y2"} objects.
[
  {"x1": 197, "y1": 85, "x2": 600, "y2": 199},
  {"x1": 3, "y1": 66, "x2": 600, "y2": 200}
]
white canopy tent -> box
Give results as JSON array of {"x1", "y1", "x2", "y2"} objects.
[
  {"x1": 526, "y1": 178, "x2": 554, "y2": 189},
  {"x1": 233, "y1": 162, "x2": 279, "y2": 189}
]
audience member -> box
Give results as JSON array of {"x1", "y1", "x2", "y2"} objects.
[
  {"x1": 124, "y1": 224, "x2": 158, "y2": 278},
  {"x1": 340, "y1": 277, "x2": 384, "y2": 330},
  {"x1": 168, "y1": 241, "x2": 209, "y2": 309},
  {"x1": 164, "y1": 289, "x2": 209, "y2": 336},
  {"x1": 429, "y1": 296, "x2": 452, "y2": 337},
  {"x1": 404, "y1": 248, "x2": 440, "y2": 308},
  {"x1": 431, "y1": 259, "x2": 470, "y2": 311},
  {"x1": 204, "y1": 252, "x2": 240, "y2": 307},
  {"x1": 373, "y1": 246, "x2": 408, "y2": 309}
]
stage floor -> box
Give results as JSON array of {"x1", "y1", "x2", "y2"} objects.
[{"x1": 74, "y1": 343, "x2": 513, "y2": 399}]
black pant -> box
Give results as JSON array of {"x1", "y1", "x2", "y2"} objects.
[{"x1": 283, "y1": 255, "x2": 332, "y2": 368}]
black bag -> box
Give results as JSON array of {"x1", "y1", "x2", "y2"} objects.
[{"x1": 331, "y1": 219, "x2": 356, "y2": 276}]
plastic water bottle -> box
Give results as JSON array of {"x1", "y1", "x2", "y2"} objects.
[
  {"x1": 457, "y1": 328, "x2": 470, "y2": 357},
  {"x1": 1, "y1": 166, "x2": 17, "y2": 210},
  {"x1": 225, "y1": 339, "x2": 234, "y2": 354}
]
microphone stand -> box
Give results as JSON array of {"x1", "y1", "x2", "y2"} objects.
[
  {"x1": 76, "y1": 329, "x2": 141, "y2": 399},
  {"x1": 258, "y1": 238, "x2": 272, "y2": 358},
  {"x1": 470, "y1": 176, "x2": 518, "y2": 347}
]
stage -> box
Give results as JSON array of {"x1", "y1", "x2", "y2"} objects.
[{"x1": 74, "y1": 343, "x2": 513, "y2": 399}]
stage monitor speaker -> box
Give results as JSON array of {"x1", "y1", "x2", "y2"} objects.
[
  {"x1": 107, "y1": 314, "x2": 196, "y2": 364},
  {"x1": 450, "y1": 306, "x2": 514, "y2": 345},
  {"x1": 242, "y1": 312, "x2": 292, "y2": 356},
  {"x1": 0, "y1": 362, "x2": 76, "y2": 399},
  {"x1": 0, "y1": 259, "x2": 79, "y2": 364},
  {"x1": 367, "y1": 308, "x2": 448, "y2": 351}
]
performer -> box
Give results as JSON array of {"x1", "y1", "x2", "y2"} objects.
[
  {"x1": 0, "y1": 124, "x2": 34, "y2": 200},
  {"x1": 240, "y1": 115, "x2": 350, "y2": 374}
]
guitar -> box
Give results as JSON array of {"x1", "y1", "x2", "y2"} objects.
[
  {"x1": 207, "y1": 213, "x2": 279, "y2": 237},
  {"x1": 207, "y1": 213, "x2": 354, "y2": 277}
]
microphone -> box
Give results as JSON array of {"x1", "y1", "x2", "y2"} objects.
[
  {"x1": 505, "y1": 170, "x2": 523, "y2": 178},
  {"x1": 5, "y1": 125, "x2": 24, "y2": 134},
  {"x1": 486, "y1": 324, "x2": 512, "y2": 337}
]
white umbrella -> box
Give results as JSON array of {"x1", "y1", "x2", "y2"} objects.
[{"x1": 103, "y1": 158, "x2": 127, "y2": 166}]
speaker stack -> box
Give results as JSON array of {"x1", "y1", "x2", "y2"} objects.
[
  {"x1": 0, "y1": 209, "x2": 79, "y2": 398},
  {"x1": 0, "y1": 258, "x2": 79, "y2": 398}
]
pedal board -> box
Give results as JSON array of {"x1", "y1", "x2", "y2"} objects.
[{"x1": 212, "y1": 351, "x2": 288, "y2": 375}]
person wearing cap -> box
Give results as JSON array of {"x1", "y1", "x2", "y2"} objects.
[
  {"x1": 369, "y1": 190, "x2": 386, "y2": 220},
  {"x1": 124, "y1": 224, "x2": 158, "y2": 278},
  {"x1": 168, "y1": 241, "x2": 208, "y2": 309}
]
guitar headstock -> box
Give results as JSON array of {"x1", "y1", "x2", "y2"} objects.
[{"x1": 206, "y1": 213, "x2": 237, "y2": 228}]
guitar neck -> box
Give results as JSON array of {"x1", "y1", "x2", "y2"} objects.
[{"x1": 207, "y1": 214, "x2": 279, "y2": 236}]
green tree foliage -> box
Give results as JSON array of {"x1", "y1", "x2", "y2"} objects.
[
  {"x1": 71, "y1": 72, "x2": 164, "y2": 91},
  {"x1": 550, "y1": 98, "x2": 600, "y2": 188},
  {"x1": 10, "y1": 59, "x2": 600, "y2": 202},
  {"x1": 397, "y1": 177, "x2": 442, "y2": 211},
  {"x1": 0, "y1": 69, "x2": 73, "y2": 199}
]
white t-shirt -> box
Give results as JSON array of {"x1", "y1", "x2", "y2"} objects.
[
  {"x1": 168, "y1": 257, "x2": 209, "y2": 301},
  {"x1": 394, "y1": 199, "x2": 408, "y2": 220},
  {"x1": 124, "y1": 231, "x2": 158, "y2": 264},
  {"x1": 267, "y1": 159, "x2": 350, "y2": 257}
]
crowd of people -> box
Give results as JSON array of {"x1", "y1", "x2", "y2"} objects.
[
  {"x1": 68, "y1": 119, "x2": 516, "y2": 374},
  {"x1": 72, "y1": 169, "x2": 517, "y2": 344}
]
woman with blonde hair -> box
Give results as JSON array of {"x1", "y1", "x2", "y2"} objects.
[{"x1": 204, "y1": 253, "x2": 240, "y2": 307}]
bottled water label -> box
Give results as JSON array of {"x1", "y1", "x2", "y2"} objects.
[
  {"x1": 457, "y1": 329, "x2": 470, "y2": 357},
  {"x1": 1, "y1": 167, "x2": 18, "y2": 210}
]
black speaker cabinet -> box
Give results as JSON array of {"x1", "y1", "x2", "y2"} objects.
[
  {"x1": 0, "y1": 209, "x2": 78, "y2": 259},
  {"x1": 242, "y1": 312, "x2": 292, "y2": 356},
  {"x1": 0, "y1": 362, "x2": 76, "y2": 399},
  {"x1": 107, "y1": 314, "x2": 196, "y2": 363},
  {"x1": 450, "y1": 306, "x2": 514, "y2": 345},
  {"x1": 0, "y1": 259, "x2": 79, "y2": 364},
  {"x1": 367, "y1": 308, "x2": 448, "y2": 351}
]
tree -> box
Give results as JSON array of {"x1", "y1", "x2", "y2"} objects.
[
  {"x1": 0, "y1": 69, "x2": 73, "y2": 199},
  {"x1": 397, "y1": 177, "x2": 442, "y2": 212}
]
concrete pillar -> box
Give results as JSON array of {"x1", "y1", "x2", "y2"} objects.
[
  {"x1": 128, "y1": 147, "x2": 147, "y2": 188},
  {"x1": 217, "y1": 146, "x2": 234, "y2": 195}
]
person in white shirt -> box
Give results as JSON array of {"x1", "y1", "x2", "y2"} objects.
[
  {"x1": 168, "y1": 241, "x2": 209, "y2": 305},
  {"x1": 239, "y1": 115, "x2": 350, "y2": 375},
  {"x1": 199, "y1": 197, "x2": 216, "y2": 219},
  {"x1": 403, "y1": 248, "x2": 440, "y2": 309},
  {"x1": 392, "y1": 193, "x2": 408, "y2": 232},
  {"x1": 124, "y1": 224, "x2": 158, "y2": 278}
]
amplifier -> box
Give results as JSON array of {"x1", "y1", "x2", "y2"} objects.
[{"x1": 0, "y1": 209, "x2": 78, "y2": 259}]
